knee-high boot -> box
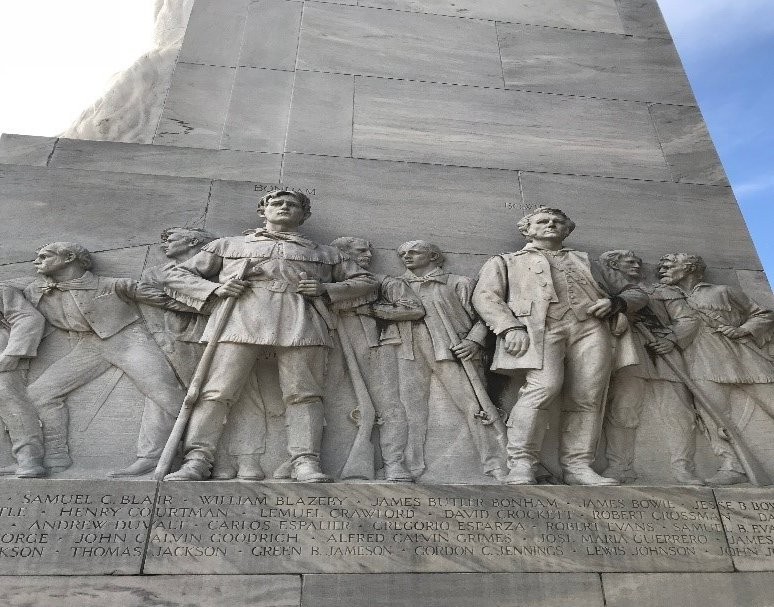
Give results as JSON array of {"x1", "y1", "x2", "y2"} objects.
[
  {"x1": 560, "y1": 411, "x2": 618, "y2": 486},
  {"x1": 286, "y1": 401, "x2": 332, "y2": 483}
]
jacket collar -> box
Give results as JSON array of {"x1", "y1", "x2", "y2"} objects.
[
  {"x1": 35, "y1": 271, "x2": 99, "y2": 294},
  {"x1": 401, "y1": 267, "x2": 449, "y2": 284},
  {"x1": 243, "y1": 228, "x2": 318, "y2": 249}
]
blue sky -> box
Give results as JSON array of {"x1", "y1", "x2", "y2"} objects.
[{"x1": 657, "y1": 0, "x2": 774, "y2": 279}]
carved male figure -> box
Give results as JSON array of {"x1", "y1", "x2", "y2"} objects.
[
  {"x1": 397, "y1": 240, "x2": 508, "y2": 481},
  {"x1": 598, "y1": 250, "x2": 702, "y2": 485},
  {"x1": 162, "y1": 190, "x2": 376, "y2": 482},
  {"x1": 651, "y1": 253, "x2": 774, "y2": 485},
  {"x1": 473, "y1": 207, "x2": 646, "y2": 486},
  {"x1": 330, "y1": 237, "x2": 424, "y2": 482},
  {"x1": 0, "y1": 285, "x2": 46, "y2": 477},
  {"x1": 24, "y1": 242, "x2": 187, "y2": 473}
]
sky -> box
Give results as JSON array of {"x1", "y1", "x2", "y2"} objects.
[{"x1": 0, "y1": 1, "x2": 771, "y2": 279}]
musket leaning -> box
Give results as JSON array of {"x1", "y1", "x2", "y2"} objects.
[
  {"x1": 153, "y1": 260, "x2": 251, "y2": 480},
  {"x1": 636, "y1": 322, "x2": 771, "y2": 486}
]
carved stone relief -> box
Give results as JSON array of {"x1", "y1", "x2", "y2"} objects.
[{"x1": 0, "y1": 199, "x2": 772, "y2": 487}]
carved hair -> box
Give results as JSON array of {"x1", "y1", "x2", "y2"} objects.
[
  {"x1": 660, "y1": 253, "x2": 707, "y2": 277},
  {"x1": 396, "y1": 240, "x2": 445, "y2": 266},
  {"x1": 330, "y1": 237, "x2": 373, "y2": 256},
  {"x1": 38, "y1": 242, "x2": 93, "y2": 270},
  {"x1": 161, "y1": 227, "x2": 218, "y2": 247},
  {"x1": 599, "y1": 249, "x2": 642, "y2": 268},
  {"x1": 517, "y1": 206, "x2": 576, "y2": 239},
  {"x1": 257, "y1": 190, "x2": 312, "y2": 220}
]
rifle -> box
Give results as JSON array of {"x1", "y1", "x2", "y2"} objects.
[
  {"x1": 433, "y1": 301, "x2": 505, "y2": 433},
  {"x1": 154, "y1": 260, "x2": 251, "y2": 480},
  {"x1": 637, "y1": 322, "x2": 771, "y2": 486}
]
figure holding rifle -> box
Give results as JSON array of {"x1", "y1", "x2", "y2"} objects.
[{"x1": 160, "y1": 190, "x2": 376, "y2": 482}]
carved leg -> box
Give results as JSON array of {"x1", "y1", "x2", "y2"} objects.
[
  {"x1": 37, "y1": 403, "x2": 71, "y2": 471},
  {"x1": 560, "y1": 412, "x2": 619, "y2": 486},
  {"x1": 0, "y1": 371, "x2": 44, "y2": 476},
  {"x1": 503, "y1": 408, "x2": 549, "y2": 484},
  {"x1": 285, "y1": 401, "x2": 331, "y2": 483}
]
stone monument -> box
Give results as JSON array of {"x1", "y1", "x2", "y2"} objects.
[{"x1": 1, "y1": 0, "x2": 773, "y2": 605}]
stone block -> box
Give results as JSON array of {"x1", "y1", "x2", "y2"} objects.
[
  {"x1": 144, "y1": 483, "x2": 730, "y2": 574},
  {"x1": 0, "y1": 134, "x2": 57, "y2": 167},
  {"x1": 518, "y1": 171, "x2": 760, "y2": 270},
  {"x1": 352, "y1": 77, "x2": 670, "y2": 180},
  {"x1": 360, "y1": 0, "x2": 625, "y2": 34},
  {"x1": 602, "y1": 573, "x2": 774, "y2": 606},
  {"x1": 297, "y1": 4, "x2": 503, "y2": 87},
  {"x1": 0, "y1": 575, "x2": 301, "y2": 606},
  {"x1": 178, "y1": 0, "x2": 250, "y2": 67},
  {"x1": 49, "y1": 139, "x2": 282, "y2": 182},
  {"x1": 0, "y1": 164, "x2": 209, "y2": 264},
  {"x1": 286, "y1": 71, "x2": 355, "y2": 156},
  {"x1": 241, "y1": 0, "x2": 303, "y2": 71},
  {"x1": 649, "y1": 104, "x2": 730, "y2": 186},
  {"x1": 221, "y1": 67, "x2": 295, "y2": 152},
  {"x1": 0, "y1": 479, "x2": 155, "y2": 575},
  {"x1": 737, "y1": 270, "x2": 774, "y2": 309},
  {"x1": 715, "y1": 488, "x2": 774, "y2": 571},
  {"x1": 301, "y1": 573, "x2": 604, "y2": 607},
  {"x1": 499, "y1": 24, "x2": 692, "y2": 104},
  {"x1": 155, "y1": 63, "x2": 236, "y2": 148},
  {"x1": 614, "y1": 0, "x2": 672, "y2": 38}
]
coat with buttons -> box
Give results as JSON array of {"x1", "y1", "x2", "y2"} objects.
[{"x1": 473, "y1": 246, "x2": 642, "y2": 373}]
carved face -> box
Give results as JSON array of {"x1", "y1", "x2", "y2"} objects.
[
  {"x1": 398, "y1": 246, "x2": 437, "y2": 271},
  {"x1": 612, "y1": 255, "x2": 643, "y2": 280},
  {"x1": 523, "y1": 212, "x2": 571, "y2": 242},
  {"x1": 346, "y1": 242, "x2": 373, "y2": 270},
  {"x1": 658, "y1": 258, "x2": 691, "y2": 285},
  {"x1": 33, "y1": 246, "x2": 72, "y2": 276},
  {"x1": 260, "y1": 194, "x2": 307, "y2": 228},
  {"x1": 161, "y1": 231, "x2": 196, "y2": 259}
]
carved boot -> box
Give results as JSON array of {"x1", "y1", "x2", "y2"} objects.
[
  {"x1": 286, "y1": 402, "x2": 332, "y2": 483},
  {"x1": 672, "y1": 466, "x2": 705, "y2": 486},
  {"x1": 560, "y1": 412, "x2": 619, "y2": 486},
  {"x1": 706, "y1": 469, "x2": 747, "y2": 486},
  {"x1": 39, "y1": 404, "x2": 72, "y2": 472},
  {"x1": 210, "y1": 455, "x2": 237, "y2": 480},
  {"x1": 15, "y1": 447, "x2": 45, "y2": 478},
  {"x1": 503, "y1": 408, "x2": 549, "y2": 485},
  {"x1": 379, "y1": 413, "x2": 412, "y2": 482},
  {"x1": 602, "y1": 426, "x2": 638, "y2": 483},
  {"x1": 109, "y1": 457, "x2": 158, "y2": 478},
  {"x1": 164, "y1": 458, "x2": 210, "y2": 481},
  {"x1": 236, "y1": 455, "x2": 265, "y2": 480},
  {"x1": 272, "y1": 458, "x2": 294, "y2": 480}
]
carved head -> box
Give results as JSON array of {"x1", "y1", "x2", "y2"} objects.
[
  {"x1": 160, "y1": 227, "x2": 218, "y2": 260},
  {"x1": 517, "y1": 207, "x2": 575, "y2": 242},
  {"x1": 397, "y1": 240, "x2": 445, "y2": 271},
  {"x1": 599, "y1": 250, "x2": 643, "y2": 280},
  {"x1": 658, "y1": 253, "x2": 706, "y2": 285},
  {"x1": 330, "y1": 237, "x2": 374, "y2": 270},
  {"x1": 257, "y1": 190, "x2": 312, "y2": 227},
  {"x1": 33, "y1": 242, "x2": 92, "y2": 276}
]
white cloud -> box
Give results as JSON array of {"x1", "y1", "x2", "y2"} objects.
[{"x1": 735, "y1": 174, "x2": 774, "y2": 197}]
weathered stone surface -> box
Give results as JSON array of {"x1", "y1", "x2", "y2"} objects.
[
  {"x1": 737, "y1": 270, "x2": 774, "y2": 309},
  {"x1": 241, "y1": 0, "x2": 303, "y2": 71},
  {"x1": 297, "y1": 4, "x2": 503, "y2": 87},
  {"x1": 0, "y1": 165, "x2": 209, "y2": 264},
  {"x1": 50, "y1": 138, "x2": 281, "y2": 182},
  {"x1": 0, "y1": 480, "x2": 154, "y2": 575},
  {"x1": 0, "y1": 134, "x2": 56, "y2": 167},
  {"x1": 602, "y1": 573, "x2": 774, "y2": 606},
  {"x1": 518, "y1": 171, "x2": 760, "y2": 270},
  {"x1": 0, "y1": 574, "x2": 301, "y2": 606},
  {"x1": 302, "y1": 573, "x2": 604, "y2": 607},
  {"x1": 285, "y1": 71, "x2": 355, "y2": 156},
  {"x1": 499, "y1": 24, "x2": 692, "y2": 104},
  {"x1": 221, "y1": 67, "x2": 295, "y2": 152},
  {"x1": 352, "y1": 77, "x2": 670, "y2": 179},
  {"x1": 144, "y1": 483, "x2": 730, "y2": 574},
  {"x1": 178, "y1": 0, "x2": 250, "y2": 67},
  {"x1": 360, "y1": 0, "x2": 625, "y2": 33},
  {"x1": 649, "y1": 104, "x2": 730, "y2": 186},
  {"x1": 715, "y1": 489, "x2": 774, "y2": 571},
  {"x1": 155, "y1": 63, "x2": 235, "y2": 148},
  {"x1": 614, "y1": 0, "x2": 672, "y2": 38}
]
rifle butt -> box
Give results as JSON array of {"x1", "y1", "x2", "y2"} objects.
[{"x1": 153, "y1": 404, "x2": 193, "y2": 480}]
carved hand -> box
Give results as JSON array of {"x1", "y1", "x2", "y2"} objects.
[
  {"x1": 587, "y1": 298, "x2": 613, "y2": 318},
  {"x1": 503, "y1": 329, "x2": 530, "y2": 356},
  {"x1": 451, "y1": 339, "x2": 480, "y2": 361},
  {"x1": 297, "y1": 276, "x2": 325, "y2": 297},
  {"x1": 646, "y1": 337, "x2": 675, "y2": 354},
  {"x1": 214, "y1": 279, "x2": 248, "y2": 298},
  {"x1": 716, "y1": 325, "x2": 751, "y2": 340},
  {"x1": 0, "y1": 355, "x2": 21, "y2": 373}
]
